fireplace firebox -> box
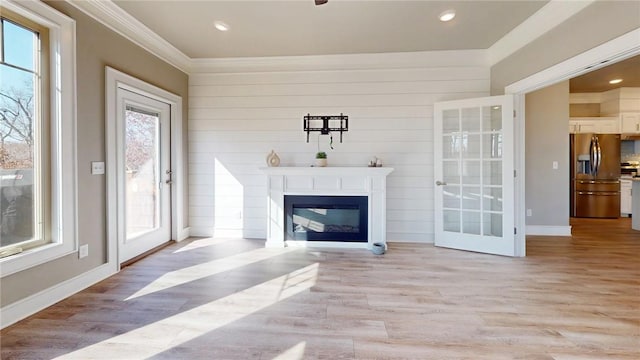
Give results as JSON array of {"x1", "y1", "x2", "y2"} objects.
[{"x1": 285, "y1": 195, "x2": 368, "y2": 242}]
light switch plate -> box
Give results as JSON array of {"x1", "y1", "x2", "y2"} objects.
[
  {"x1": 552, "y1": 161, "x2": 558, "y2": 170},
  {"x1": 79, "y1": 244, "x2": 89, "y2": 259},
  {"x1": 91, "y1": 161, "x2": 105, "y2": 175}
]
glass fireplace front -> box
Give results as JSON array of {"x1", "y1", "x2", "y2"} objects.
[{"x1": 284, "y1": 195, "x2": 368, "y2": 242}]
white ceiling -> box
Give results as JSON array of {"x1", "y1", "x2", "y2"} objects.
[{"x1": 112, "y1": 0, "x2": 548, "y2": 59}]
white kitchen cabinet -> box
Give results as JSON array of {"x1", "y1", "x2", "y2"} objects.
[
  {"x1": 569, "y1": 117, "x2": 619, "y2": 134},
  {"x1": 621, "y1": 179, "x2": 632, "y2": 216},
  {"x1": 620, "y1": 113, "x2": 640, "y2": 133}
]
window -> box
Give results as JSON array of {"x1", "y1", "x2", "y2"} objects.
[
  {"x1": 0, "y1": 9, "x2": 50, "y2": 258},
  {"x1": 0, "y1": 1, "x2": 76, "y2": 277}
]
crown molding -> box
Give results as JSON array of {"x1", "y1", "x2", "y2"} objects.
[
  {"x1": 488, "y1": 0, "x2": 596, "y2": 66},
  {"x1": 64, "y1": 0, "x2": 595, "y2": 74},
  {"x1": 65, "y1": 0, "x2": 191, "y2": 73},
  {"x1": 190, "y1": 49, "x2": 489, "y2": 74}
]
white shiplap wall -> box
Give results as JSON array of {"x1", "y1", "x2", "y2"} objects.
[{"x1": 188, "y1": 51, "x2": 490, "y2": 242}]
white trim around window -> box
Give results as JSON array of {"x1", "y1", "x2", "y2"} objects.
[{"x1": 0, "y1": 0, "x2": 77, "y2": 277}]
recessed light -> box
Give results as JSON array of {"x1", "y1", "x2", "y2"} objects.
[
  {"x1": 609, "y1": 79, "x2": 623, "y2": 84},
  {"x1": 439, "y1": 9, "x2": 456, "y2": 22},
  {"x1": 492, "y1": 106, "x2": 500, "y2": 110},
  {"x1": 214, "y1": 20, "x2": 229, "y2": 32}
]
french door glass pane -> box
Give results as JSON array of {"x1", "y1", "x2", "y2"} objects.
[
  {"x1": 442, "y1": 109, "x2": 459, "y2": 133},
  {"x1": 442, "y1": 185, "x2": 460, "y2": 209},
  {"x1": 125, "y1": 107, "x2": 160, "y2": 239},
  {"x1": 443, "y1": 210, "x2": 460, "y2": 232}
]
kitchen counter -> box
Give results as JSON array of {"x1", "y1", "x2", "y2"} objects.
[{"x1": 633, "y1": 179, "x2": 640, "y2": 231}]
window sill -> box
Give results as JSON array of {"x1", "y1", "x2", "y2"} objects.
[{"x1": 0, "y1": 241, "x2": 75, "y2": 278}]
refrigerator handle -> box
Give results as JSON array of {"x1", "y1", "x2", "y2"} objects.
[
  {"x1": 589, "y1": 137, "x2": 595, "y2": 175},
  {"x1": 596, "y1": 136, "x2": 602, "y2": 175}
]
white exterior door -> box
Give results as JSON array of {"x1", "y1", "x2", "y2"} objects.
[
  {"x1": 117, "y1": 88, "x2": 171, "y2": 263},
  {"x1": 434, "y1": 95, "x2": 515, "y2": 256}
]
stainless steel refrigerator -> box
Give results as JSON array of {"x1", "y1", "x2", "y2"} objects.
[{"x1": 570, "y1": 134, "x2": 621, "y2": 218}]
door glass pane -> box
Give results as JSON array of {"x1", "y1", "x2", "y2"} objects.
[
  {"x1": 483, "y1": 133, "x2": 502, "y2": 159},
  {"x1": 461, "y1": 108, "x2": 480, "y2": 132},
  {"x1": 462, "y1": 211, "x2": 481, "y2": 235},
  {"x1": 443, "y1": 210, "x2": 460, "y2": 232},
  {"x1": 443, "y1": 185, "x2": 460, "y2": 209},
  {"x1": 483, "y1": 161, "x2": 502, "y2": 186},
  {"x1": 482, "y1": 106, "x2": 502, "y2": 132},
  {"x1": 443, "y1": 134, "x2": 462, "y2": 158},
  {"x1": 443, "y1": 161, "x2": 459, "y2": 184},
  {"x1": 462, "y1": 186, "x2": 481, "y2": 210},
  {"x1": 483, "y1": 213, "x2": 502, "y2": 237},
  {"x1": 461, "y1": 160, "x2": 480, "y2": 185},
  {"x1": 442, "y1": 109, "x2": 459, "y2": 133},
  {"x1": 125, "y1": 106, "x2": 160, "y2": 239},
  {"x1": 483, "y1": 187, "x2": 502, "y2": 212},
  {"x1": 462, "y1": 134, "x2": 481, "y2": 158}
]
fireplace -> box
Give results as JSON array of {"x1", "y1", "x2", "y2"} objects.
[
  {"x1": 260, "y1": 166, "x2": 393, "y2": 248},
  {"x1": 285, "y1": 195, "x2": 368, "y2": 242}
]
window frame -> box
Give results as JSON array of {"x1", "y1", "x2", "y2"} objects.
[
  {"x1": 0, "y1": 10, "x2": 51, "y2": 256},
  {"x1": 0, "y1": 0, "x2": 77, "y2": 277}
]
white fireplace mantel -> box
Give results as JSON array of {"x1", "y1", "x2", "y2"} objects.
[{"x1": 260, "y1": 167, "x2": 394, "y2": 249}]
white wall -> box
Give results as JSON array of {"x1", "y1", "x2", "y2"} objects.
[{"x1": 188, "y1": 51, "x2": 489, "y2": 242}]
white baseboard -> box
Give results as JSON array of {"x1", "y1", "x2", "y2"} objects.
[
  {"x1": 176, "y1": 226, "x2": 191, "y2": 241},
  {"x1": 0, "y1": 262, "x2": 117, "y2": 329},
  {"x1": 526, "y1": 225, "x2": 572, "y2": 236}
]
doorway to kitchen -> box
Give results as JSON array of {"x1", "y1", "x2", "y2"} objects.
[{"x1": 506, "y1": 30, "x2": 640, "y2": 242}]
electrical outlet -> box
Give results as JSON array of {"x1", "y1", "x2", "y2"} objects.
[
  {"x1": 79, "y1": 244, "x2": 89, "y2": 259},
  {"x1": 526, "y1": 209, "x2": 533, "y2": 217},
  {"x1": 91, "y1": 161, "x2": 105, "y2": 175}
]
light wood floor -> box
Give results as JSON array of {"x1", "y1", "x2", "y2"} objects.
[{"x1": 1, "y1": 218, "x2": 639, "y2": 359}]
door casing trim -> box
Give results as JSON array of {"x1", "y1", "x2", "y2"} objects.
[{"x1": 105, "y1": 66, "x2": 187, "y2": 269}]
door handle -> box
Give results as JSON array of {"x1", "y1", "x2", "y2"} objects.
[{"x1": 435, "y1": 181, "x2": 447, "y2": 186}]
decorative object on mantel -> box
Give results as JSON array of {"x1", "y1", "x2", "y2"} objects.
[
  {"x1": 369, "y1": 156, "x2": 383, "y2": 167},
  {"x1": 303, "y1": 113, "x2": 348, "y2": 143},
  {"x1": 315, "y1": 151, "x2": 327, "y2": 167},
  {"x1": 371, "y1": 242, "x2": 385, "y2": 255},
  {"x1": 266, "y1": 150, "x2": 280, "y2": 167}
]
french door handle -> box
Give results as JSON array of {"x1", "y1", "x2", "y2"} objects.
[{"x1": 435, "y1": 181, "x2": 447, "y2": 186}]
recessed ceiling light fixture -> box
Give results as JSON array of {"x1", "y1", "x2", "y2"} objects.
[
  {"x1": 214, "y1": 20, "x2": 229, "y2": 32},
  {"x1": 609, "y1": 79, "x2": 623, "y2": 84},
  {"x1": 439, "y1": 9, "x2": 456, "y2": 22}
]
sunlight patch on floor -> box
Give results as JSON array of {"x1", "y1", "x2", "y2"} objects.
[
  {"x1": 272, "y1": 341, "x2": 307, "y2": 360},
  {"x1": 55, "y1": 263, "x2": 319, "y2": 359},
  {"x1": 172, "y1": 237, "x2": 236, "y2": 253},
  {"x1": 126, "y1": 246, "x2": 299, "y2": 300}
]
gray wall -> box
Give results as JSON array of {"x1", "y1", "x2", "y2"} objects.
[
  {"x1": 491, "y1": 0, "x2": 640, "y2": 95},
  {"x1": 525, "y1": 81, "x2": 570, "y2": 227},
  {"x1": 0, "y1": 1, "x2": 189, "y2": 307}
]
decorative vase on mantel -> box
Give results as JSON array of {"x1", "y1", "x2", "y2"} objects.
[
  {"x1": 266, "y1": 150, "x2": 280, "y2": 167},
  {"x1": 315, "y1": 152, "x2": 327, "y2": 167}
]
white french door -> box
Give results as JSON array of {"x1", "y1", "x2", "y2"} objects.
[
  {"x1": 117, "y1": 88, "x2": 171, "y2": 263},
  {"x1": 434, "y1": 95, "x2": 515, "y2": 256}
]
